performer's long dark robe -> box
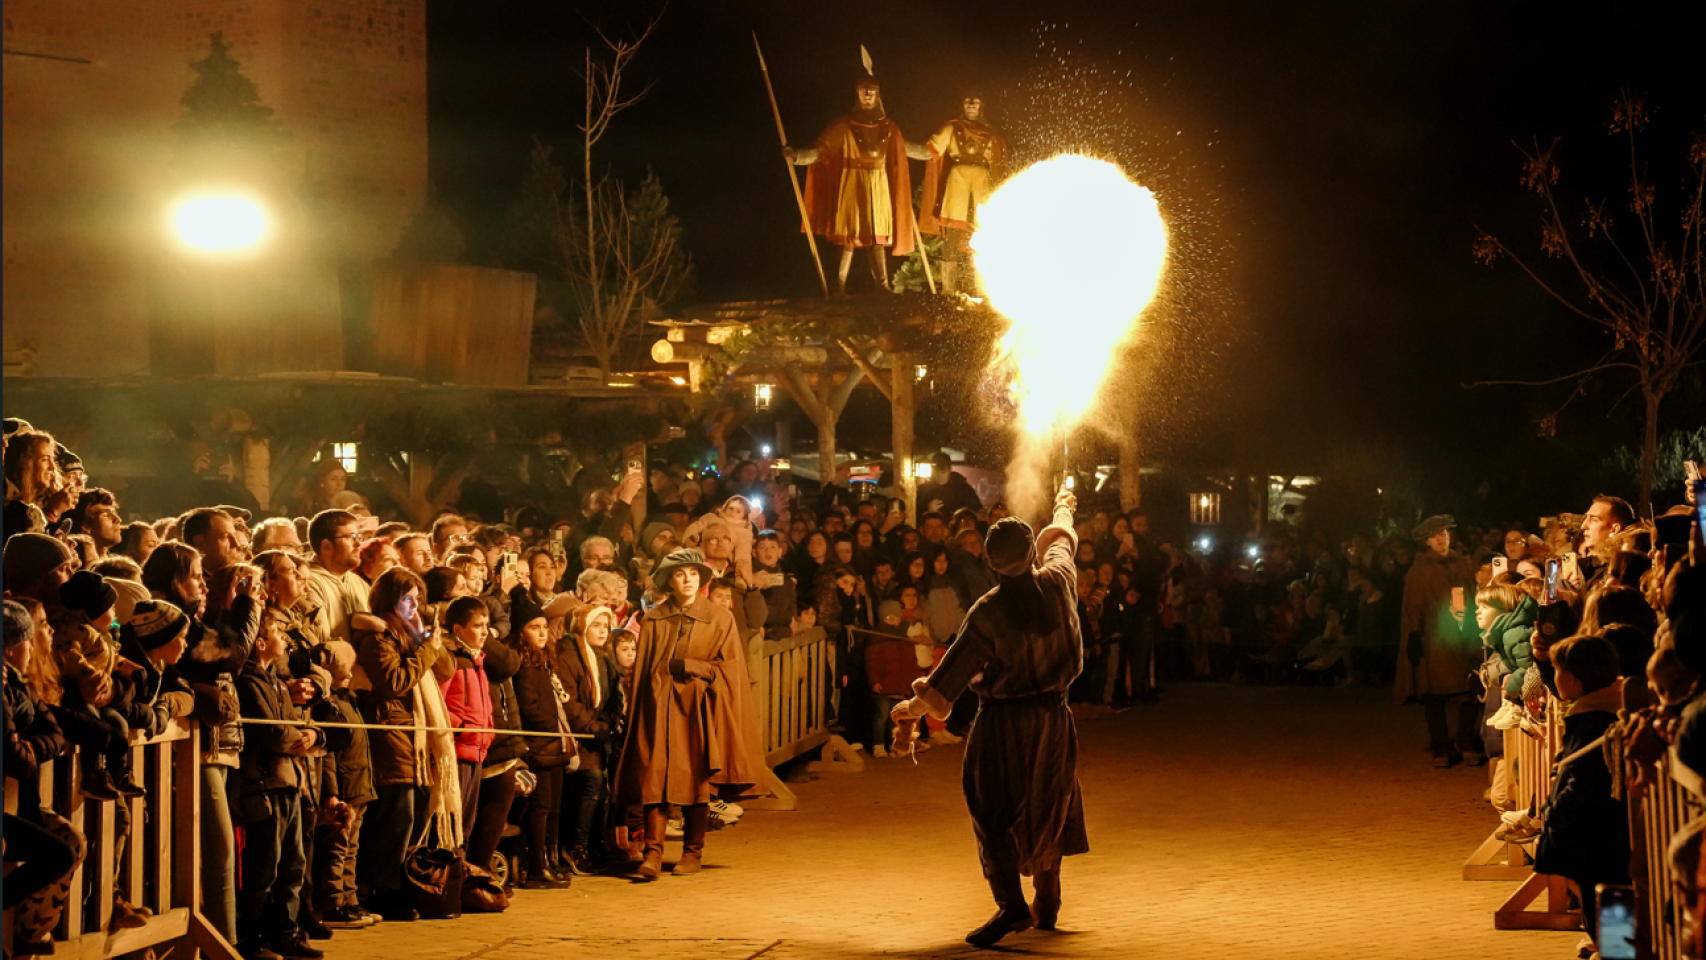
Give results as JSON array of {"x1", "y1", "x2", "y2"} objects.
[{"x1": 912, "y1": 509, "x2": 1090, "y2": 878}]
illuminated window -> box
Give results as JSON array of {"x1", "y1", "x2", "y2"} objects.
[
  {"x1": 1189, "y1": 491, "x2": 1221, "y2": 525},
  {"x1": 320, "y1": 442, "x2": 360, "y2": 474},
  {"x1": 754, "y1": 383, "x2": 773, "y2": 410}
]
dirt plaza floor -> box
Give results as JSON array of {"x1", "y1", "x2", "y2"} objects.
[{"x1": 328, "y1": 682, "x2": 1585, "y2": 960}]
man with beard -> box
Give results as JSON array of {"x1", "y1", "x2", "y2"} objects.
[
  {"x1": 919, "y1": 92, "x2": 1007, "y2": 295},
  {"x1": 889, "y1": 484, "x2": 1088, "y2": 947},
  {"x1": 786, "y1": 75, "x2": 928, "y2": 294}
]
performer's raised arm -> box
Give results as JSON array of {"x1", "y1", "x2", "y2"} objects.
[{"x1": 1035, "y1": 486, "x2": 1078, "y2": 567}]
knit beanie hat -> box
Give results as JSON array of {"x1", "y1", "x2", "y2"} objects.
[
  {"x1": 2, "y1": 532, "x2": 75, "y2": 592},
  {"x1": 122, "y1": 599, "x2": 190, "y2": 651},
  {"x1": 878, "y1": 599, "x2": 904, "y2": 625},
  {"x1": 109, "y1": 578, "x2": 151, "y2": 626},
  {"x1": 641, "y1": 520, "x2": 676, "y2": 558},
  {"x1": 60, "y1": 570, "x2": 119, "y2": 623}
]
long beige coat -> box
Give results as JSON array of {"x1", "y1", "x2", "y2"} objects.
[{"x1": 614, "y1": 597, "x2": 768, "y2": 806}]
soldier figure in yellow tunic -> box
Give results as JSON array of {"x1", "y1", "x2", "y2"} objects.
[
  {"x1": 919, "y1": 93, "x2": 1007, "y2": 296},
  {"x1": 786, "y1": 76, "x2": 928, "y2": 295}
]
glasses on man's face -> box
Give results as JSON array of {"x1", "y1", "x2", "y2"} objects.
[{"x1": 334, "y1": 533, "x2": 361, "y2": 543}]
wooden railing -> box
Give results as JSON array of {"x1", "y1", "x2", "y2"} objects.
[
  {"x1": 1456, "y1": 696, "x2": 1582, "y2": 930},
  {"x1": 1631, "y1": 746, "x2": 1706, "y2": 960},
  {"x1": 3, "y1": 719, "x2": 238, "y2": 960},
  {"x1": 751, "y1": 627, "x2": 834, "y2": 768}
]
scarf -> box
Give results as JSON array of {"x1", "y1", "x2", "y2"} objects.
[{"x1": 411, "y1": 666, "x2": 462, "y2": 847}]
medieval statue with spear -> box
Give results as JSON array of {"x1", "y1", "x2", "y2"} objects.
[{"x1": 763, "y1": 44, "x2": 930, "y2": 295}]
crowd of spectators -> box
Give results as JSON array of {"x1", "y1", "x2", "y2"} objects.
[{"x1": 4, "y1": 413, "x2": 1703, "y2": 960}]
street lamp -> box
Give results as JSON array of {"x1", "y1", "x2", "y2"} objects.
[
  {"x1": 171, "y1": 193, "x2": 269, "y2": 254},
  {"x1": 754, "y1": 383, "x2": 773, "y2": 410}
]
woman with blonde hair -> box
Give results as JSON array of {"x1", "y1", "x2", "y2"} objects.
[{"x1": 556, "y1": 604, "x2": 625, "y2": 874}]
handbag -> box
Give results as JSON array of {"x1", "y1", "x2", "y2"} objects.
[
  {"x1": 460, "y1": 862, "x2": 509, "y2": 913},
  {"x1": 402, "y1": 826, "x2": 467, "y2": 920}
]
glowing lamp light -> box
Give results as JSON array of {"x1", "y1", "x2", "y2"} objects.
[
  {"x1": 754, "y1": 383, "x2": 773, "y2": 409},
  {"x1": 1197, "y1": 537, "x2": 1213, "y2": 552},
  {"x1": 915, "y1": 365, "x2": 929, "y2": 380},
  {"x1": 1199, "y1": 495, "x2": 1212, "y2": 509},
  {"x1": 1246, "y1": 544, "x2": 1261, "y2": 559},
  {"x1": 171, "y1": 194, "x2": 269, "y2": 254},
  {"x1": 974, "y1": 155, "x2": 1168, "y2": 435},
  {"x1": 913, "y1": 462, "x2": 934, "y2": 480}
]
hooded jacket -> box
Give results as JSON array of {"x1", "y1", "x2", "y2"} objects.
[{"x1": 1483, "y1": 595, "x2": 1537, "y2": 699}]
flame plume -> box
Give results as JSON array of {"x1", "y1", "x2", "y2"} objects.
[{"x1": 973, "y1": 154, "x2": 1169, "y2": 514}]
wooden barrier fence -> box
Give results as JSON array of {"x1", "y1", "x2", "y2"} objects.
[
  {"x1": 1457, "y1": 696, "x2": 1581, "y2": 930},
  {"x1": 1631, "y1": 746, "x2": 1706, "y2": 960},
  {"x1": 4, "y1": 719, "x2": 238, "y2": 960}
]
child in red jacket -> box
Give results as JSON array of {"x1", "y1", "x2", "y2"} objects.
[{"x1": 441, "y1": 596, "x2": 495, "y2": 844}]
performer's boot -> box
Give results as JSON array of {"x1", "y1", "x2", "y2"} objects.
[
  {"x1": 638, "y1": 805, "x2": 667, "y2": 880},
  {"x1": 674, "y1": 804, "x2": 709, "y2": 876},
  {"x1": 966, "y1": 868, "x2": 1033, "y2": 947},
  {"x1": 836, "y1": 246, "x2": 855, "y2": 296},
  {"x1": 1031, "y1": 866, "x2": 1062, "y2": 930},
  {"x1": 867, "y1": 246, "x2": 890, "y2": 292}
]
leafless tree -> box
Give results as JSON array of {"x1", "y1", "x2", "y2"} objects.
[
  {"x1": 537, "y1": 12, "x2": 688, "y2": 380},
  {"x1": 1475, "y1": 92, "x2": 1706, "y2": 511}
]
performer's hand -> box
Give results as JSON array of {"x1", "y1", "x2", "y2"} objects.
[
  {"x1": 1055, "y1": 487, "x2": 1077, "y2": 515},
  {"x1": 892, "y1": 716, "x2": 919, "y2": 754}
]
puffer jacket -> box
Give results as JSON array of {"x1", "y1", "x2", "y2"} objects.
[
  {"x1": 441, "y1": 640, "x2": 495, "y2": 765},
  {"x1": 312, "y1": 689, "x2": 375, "y2": 806},
  {"x1": 1484, "y1": 595, "x2": 1537, "y2": 699}
]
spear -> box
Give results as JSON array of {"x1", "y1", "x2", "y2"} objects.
[{"x1": 754, "y1": 32, "x2": 830, "y2": 298}]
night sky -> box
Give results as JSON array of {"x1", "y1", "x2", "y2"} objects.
[{"x1": 425, "y1": 0, "x2": 1703, "y2": 506}]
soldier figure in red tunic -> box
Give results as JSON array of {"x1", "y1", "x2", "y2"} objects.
[
  {"x1": 785, "y1": 76, "x2": 928, "y2": 295},
  {"x1": 919, "y1": 92, "x2": 1007, "y2": 296}
]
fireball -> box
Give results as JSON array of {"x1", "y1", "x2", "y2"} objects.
[{"x1": 973, "y1": 154, "x2": 1169, "y2": 435}]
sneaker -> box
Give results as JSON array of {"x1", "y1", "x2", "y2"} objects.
[
  {"x1": 1488, "y1": 701, "x2": 1524, "y2": 730},
  {"x1": 272, "y1": 933, "x2": 325, "y2": 960},
  {"x1": 710, "y1": 799, "x2": 745, "y2": 820},
  {"x1": 666, "y1": 819, "x2": 684, "y2": 839},
  {"x1": 1494, "y1": 822, "x2": 1541, "y2": 843},
  {"x1": 872, "y1": 744, "x2": 889, "y2": 759},
  {"x1": 320, "y1": 906, "x2": 374, "y2": 929},
  {"x1": 932, "y1": 729, "x2": 964, "y2": 744}
]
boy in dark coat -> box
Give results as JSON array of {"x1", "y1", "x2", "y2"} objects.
[
  {"x1": 235, "y1": 608, "x2": 325, "y2": 960},
  {"x1": 1534, "y1": 634, "x2": 1628, "y2": 945},
  {"x1": 310, "y1": 641, "x2": 376, "y2": 929}
]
